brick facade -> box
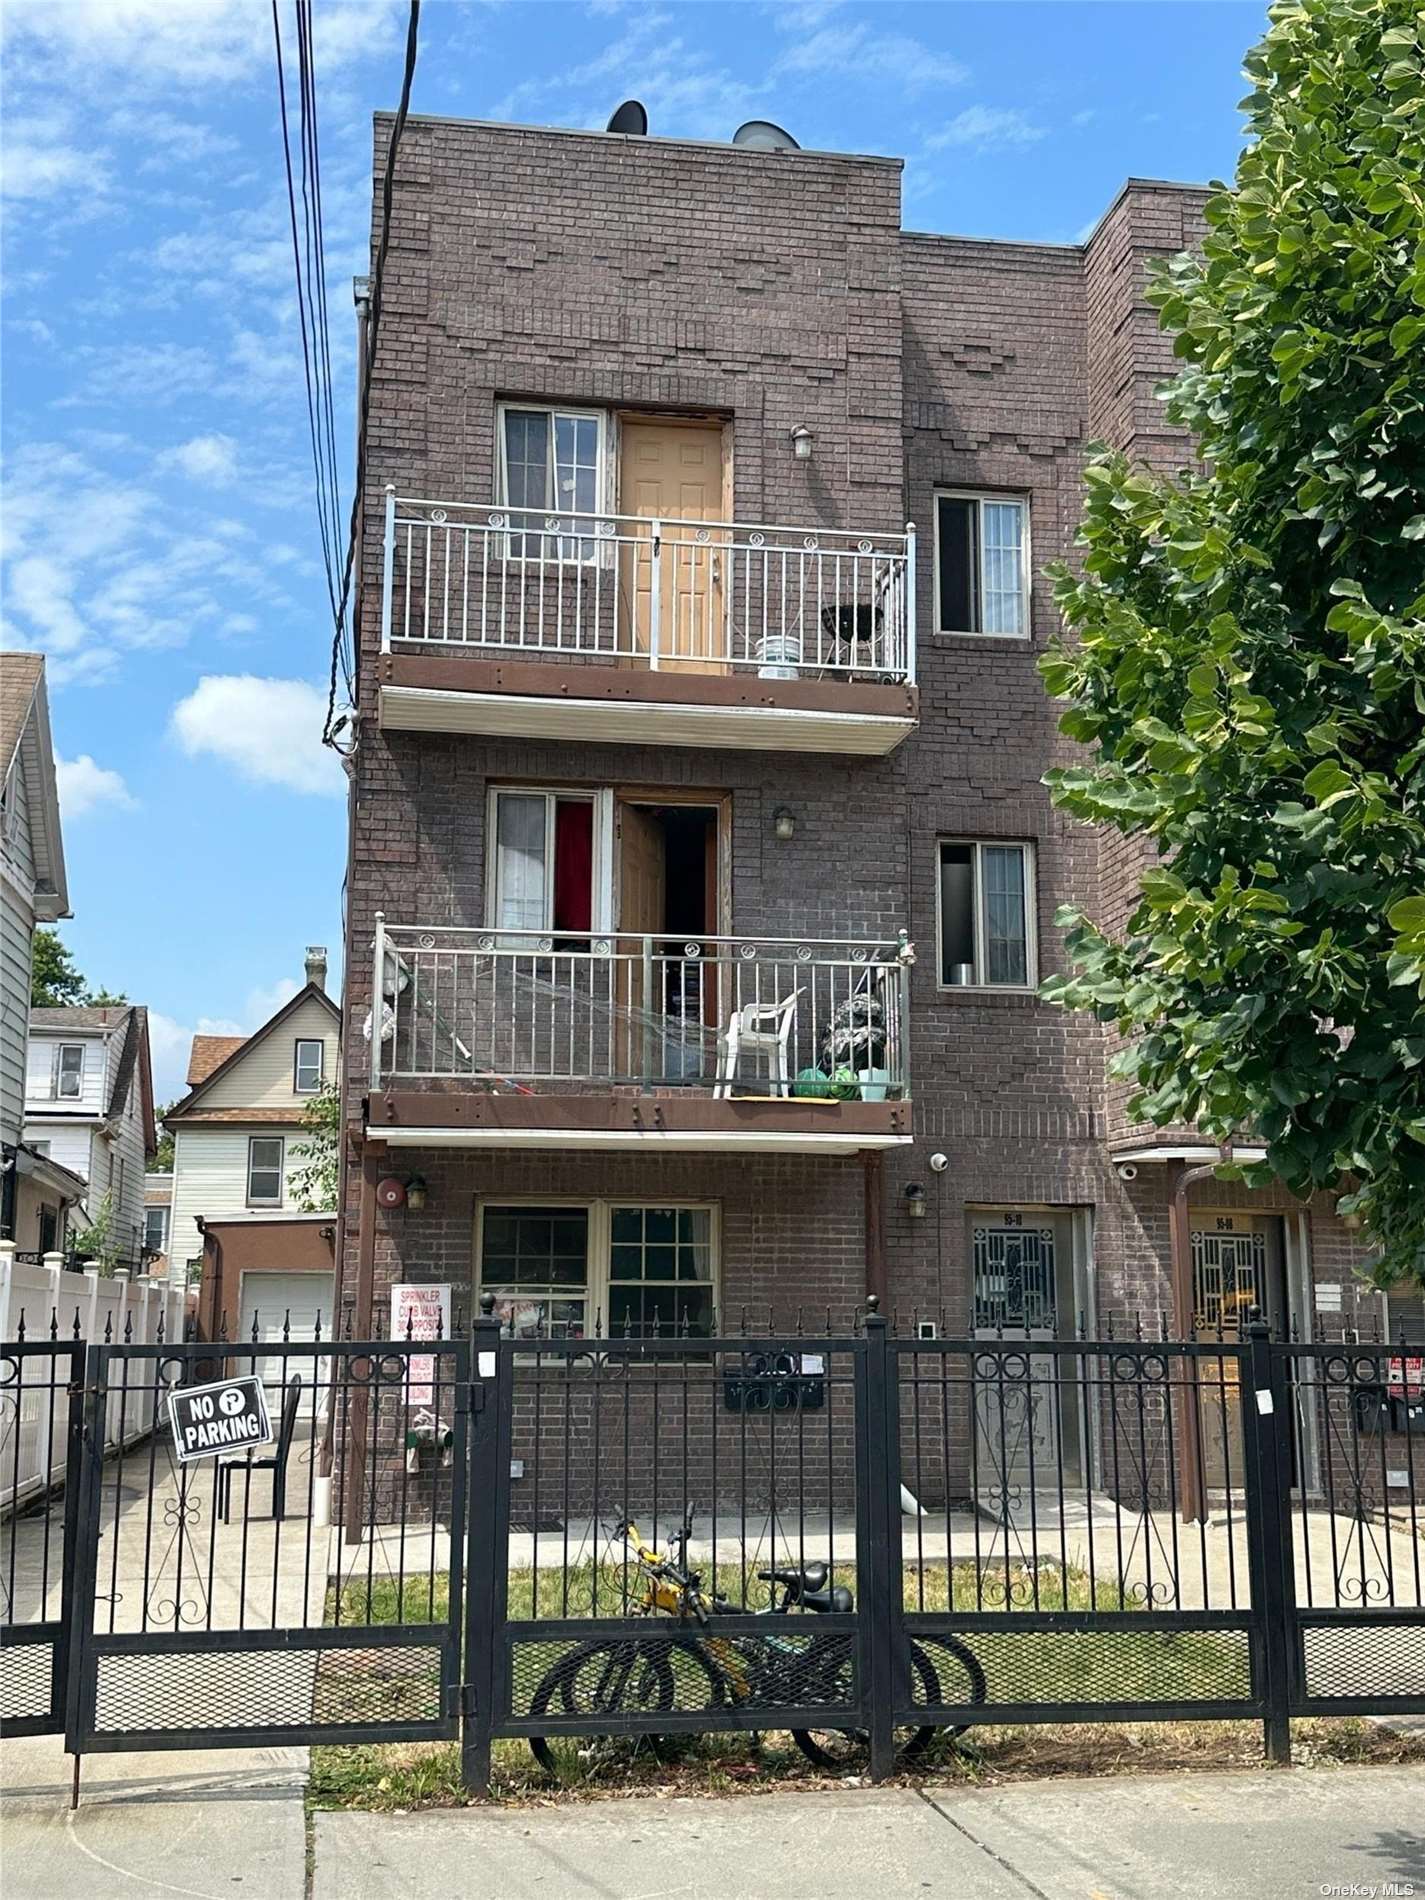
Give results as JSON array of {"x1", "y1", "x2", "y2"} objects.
[{"x1": 341, "y1": 114, "x2": 1407, "y2": 1388}]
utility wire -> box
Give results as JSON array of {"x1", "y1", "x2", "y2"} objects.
[
  {"x1": 321, "y1": 0, "x2": 421, "y2": 746},
  {"x1": 296, "y1": 0, "x2": 346, "y2": 654}
]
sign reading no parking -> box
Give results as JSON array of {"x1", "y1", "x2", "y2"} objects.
[{"x1": 167, "y1": 1376, "x2": 274, "y2": 1464}]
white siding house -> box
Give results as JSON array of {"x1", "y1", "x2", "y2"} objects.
[
  {"x1": 2, "y1": 652, "x2": 69, "y2": 1243},
  {"x1": 23, "y1": 1005, "x2": 157, "y2": 1263},
  {"x1": 164, "y1": 952, "x2": 340, "y2": 1281}
]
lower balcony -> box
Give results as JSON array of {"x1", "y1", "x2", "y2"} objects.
[
  {"x1": 365, "y1": 924, "x2": 914, "y2": 1153},
  {"x1": 377, "y1": 497, "x2": 918, "y2": 755}
]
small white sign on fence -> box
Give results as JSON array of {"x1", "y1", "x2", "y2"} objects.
[{"x1": 391, "y1": 1282, "x2": 451, "y2": 1405}]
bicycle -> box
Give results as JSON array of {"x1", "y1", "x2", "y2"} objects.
[{"x1": 527, "y1": 1510, "x2": 986, "y2": 1777}]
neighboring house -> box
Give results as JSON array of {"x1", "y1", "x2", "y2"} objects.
[
  {"x1": 338, "y1": 105, "x2": 1406, "y2": 1488},
  {"x1": 1, "y1": 652, "x2": 69, "y2": 1243},
  {"x1": 24, "y1": 1005, "x2": 157, "y2": 1264},
  {"x1": 163, "y1": 948, "x2": 339, "y2": 1290},
  {"x1": 143, "y1": 1169, "x2": 173, "y2": 1276}
]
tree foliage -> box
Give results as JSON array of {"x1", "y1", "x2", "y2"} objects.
[
  {"x1": 150, "y1": 1109, "x2": 175, "y2": 1174},
  {"x1": 289, "y1": 1082, "x2": 340, "y2": 1212},
  {"x1": 1040, "y1": 0, "x2": 1425, "y2": 1287},
  {"x1": 30, "y1": 926, "x2": 126, "y2": 1009}
]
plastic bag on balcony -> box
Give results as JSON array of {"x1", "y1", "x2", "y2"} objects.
[{"x1": 362, "y1": 1000, "x2": 397, "y2": 1044}]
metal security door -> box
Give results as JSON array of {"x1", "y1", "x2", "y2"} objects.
[
  {"x1": 67, "y1": 1334, "x2": 468, "y2": 1760},
  {"x1": 0, "y1": 1338, "x2": 84, "y2": 1735},
  {"x1": 971, "y1": 1219, "x2": 1062, "y2": 1506}
]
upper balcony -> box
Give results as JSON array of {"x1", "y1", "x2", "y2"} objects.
[
  {"x1": 364, "y1": 922, "x2": 913, "y2": 1154},
  {"x1": 375, "y1": 494, "x2": 918, "y2": 756}
]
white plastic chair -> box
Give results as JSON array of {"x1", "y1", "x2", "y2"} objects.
[{"x1": 714, "y1": 990, "x2": 803, "y2": 1099}]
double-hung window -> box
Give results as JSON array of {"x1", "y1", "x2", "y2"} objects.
[
  {"x1": 938, "y1": 840, "x2": 1036, "y2": 988},
  {"x1": 54, "y1": 1043, "x2": 84, "y2": 1099},
  {"x1": 934, "y1": 492, "x2": 1028, "y2": 636},
  {"x1": 294, "y1": 1038, "x2": 324, "y2": 1094},
  {"x1": 478, "y1": 1201, "x2": 718, "y2": 1341},
  {"x1": 145, "y1": 1204, "x2": 170, "y2": 1256},
  {"x1": 489, "y1": 787, "x2": 597, "y2": 936},
  {"x1": 246, "y1": 1136, "x2": 284, "y2": 1207},
  {"x1": 497, "y1": 404, "x2": 607, "y2": 560}
]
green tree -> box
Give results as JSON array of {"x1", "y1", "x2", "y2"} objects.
[
  {"x1": 30, "y1": 926, "x2": 127, "y2": 1008},
  {"x1": 150, "y1": 1108, "x2": 176, "y2": 1173},
  {"x1": 289, "y1": 1082, "x2": 339, "y2": 1212},
  {"x1": 1039, "y1": 0, "x2": 1425, "y2": 1289}
]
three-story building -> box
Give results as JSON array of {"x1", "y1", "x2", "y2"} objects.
[{"x1": 338, "y1": 108, "x2": 1403, "y2": 1464}]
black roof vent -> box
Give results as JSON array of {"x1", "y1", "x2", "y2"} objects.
[
  {"x1": 607, "y1": 100, "x2": 648, "y2": 136},
  {"x1": 732, "y1": 119, "x2": 800, "y2": 153}
]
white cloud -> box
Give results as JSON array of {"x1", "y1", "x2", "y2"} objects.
[
  {"x1": 1071, "y1": 109, "x2": 1096, "y2": 128},
  {"x1": 773, "y1": 23, "x2": 967, "y2": 92},
  {"x1": 2, "y1": 0, "x2": 404, "y2": 92},
  {"x1": 55, "y1": 753, "x2": 137, "y2": 819},
  {"x1": 170, "y1": 675, "x2": 342, "y2": 797},
  {"x1": 159, "y1": 433, "x2": 239, "y2": 485},
  {"x1": 244, "y1": 977, "x2": 302, "y2": 1025},
  {"x1": 0, "y1": 113, "x2": 108, "y2": 200},
  {"x1": 927, "y1": 107, "x2": 1047, "y2": 154}
]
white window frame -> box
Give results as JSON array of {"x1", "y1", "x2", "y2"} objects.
[
  {"x1": 932, "y1": 489, "x2": 1031, "y2": 639},
  {"x1": 144, "y1": 1204, "x2": 170, "y2": 1256},
  {"x1": 53, "y1": 1043, "x2": 85, "y2": 1099},
  {"x1": 294, "y1": 1038, "x2": 324, "y2": 1094},
  {"x1": 935, "y1": 839, "x2": 1038, "y2": 992},
  {"x1": 246, "y1": 1135, "x2": 285, "y2": 1208},
  {"x1": 475, "y1": 1197, "x2": 720, "y2": 1341},
  {"x1": 495, "y1": 402, "x2": 613, "y2": 564},
  {"x1": 485, "y1": 785, "x2": 614, "y2": 935}
]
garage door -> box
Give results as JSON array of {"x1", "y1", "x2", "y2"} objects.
[{"x1": 239, "y1": 1271, "x2": 332, "y2": 1420}]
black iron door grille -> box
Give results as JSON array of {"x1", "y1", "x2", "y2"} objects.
[{"x1": 0, "y1": 1339, "x2": 84, "y2": 1736}]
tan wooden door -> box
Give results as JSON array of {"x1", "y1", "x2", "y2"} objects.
[
  {"x1": 615, "y1": 802, "x2": 666, "y2": 1077},
  {"x1": 618, "y1": 419, "x2": 727, "y2": 673}
]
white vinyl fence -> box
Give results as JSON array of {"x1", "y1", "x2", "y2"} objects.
[{"x1": 0, "y1": 1243, "x2": 189, "y2": 1512}]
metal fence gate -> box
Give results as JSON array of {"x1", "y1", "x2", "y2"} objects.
[
  {"x1": 1, "y1": 1337, "x2": 84, "y2": 1735},
  {"x1": 61, "y1": 1334, "x2": 468, "y2": 1764},
  {"x1": 2, "y1": 1303, "x2": 1422, "y2": 1795}
]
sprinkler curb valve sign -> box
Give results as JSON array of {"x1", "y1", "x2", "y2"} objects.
[{"x1": 168, "y1": 1376, "x2": 273, "y2": 1464}]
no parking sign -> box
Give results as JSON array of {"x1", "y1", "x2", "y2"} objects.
[{"x1": 167, "y1": 1375, "x2": 274, "y2": 1463}]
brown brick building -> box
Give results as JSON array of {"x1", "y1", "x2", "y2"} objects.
[{"x1": 338, "y1": 108, "x2": 1405, "y2": 1473}]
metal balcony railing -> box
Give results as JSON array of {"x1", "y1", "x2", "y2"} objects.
[
  {"x1": 368, "y1": 920, "x2": 914, "y2": 1096},
  {"x1": 379, "y1": 493, "x2": 915, "y2": 685}
]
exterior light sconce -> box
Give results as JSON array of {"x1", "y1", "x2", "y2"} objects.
[
  {"x1": 790, "y1": 424, "x2": 814, "y2": 462},
  {"x1": 405, "y1": 1174, "x2": 429, "y2": 1212},
  {"x1": 904, "y1": 1183, "x2": 927, "y2": 1220},
  {"x1": 773, "y1": 807, "x2": 796, "y2": 842}
]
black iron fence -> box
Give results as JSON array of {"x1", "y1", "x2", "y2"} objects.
[{"x1": 1, "y1": 1299, "x2": 1422, "y2": 1802}]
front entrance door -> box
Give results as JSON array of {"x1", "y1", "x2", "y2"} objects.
[
  {"x1": 618, "y1": 417, "x2": 728, "y2": 672},
  {"x1": 970, "y1": 1211, "x2": 1084, "y2": 1503},
  {"x1": 614, "y1": 798, "x2": 723, "y2": 1083},
  {"x1": 1191, "y1": 1213, "x2": 1287, "y2": 1490}
]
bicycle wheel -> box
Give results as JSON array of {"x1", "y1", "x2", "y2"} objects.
[
  {"x1": 528, "y1": 1638, "x2": 675, "y2": 1779},
  {"x1": 792, "y1": 1641, "x2": 941, "y2": 1771},
  {"x1": 921, "y1": 1632, "x2": 987, "y2": 1740}
]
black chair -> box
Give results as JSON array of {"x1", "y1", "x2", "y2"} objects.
[{"x1": 217, "y1": 1373, "x2": 303, "y2": 1524}]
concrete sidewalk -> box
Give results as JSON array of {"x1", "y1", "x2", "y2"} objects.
[
  {"x1": 310, "y1": 1767, "x2": 1425, "y2": 1900},
  {"x1": 1, "y1": 1732, "x2": 307, "y2": 1900}
]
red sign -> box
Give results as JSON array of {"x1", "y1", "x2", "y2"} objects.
[{"x1": 1387, "y1": 1355, "x2": 1424, "y2": 1399}]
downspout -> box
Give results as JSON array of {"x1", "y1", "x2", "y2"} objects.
[{"x1": 1168, "y1": 1141, "x2": 1233, "y2": 1525}]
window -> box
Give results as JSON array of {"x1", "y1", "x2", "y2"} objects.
[
  {"x1": 938, "y1": 841, "x2": 1035, "y2": 988},
  {"x1": 246, "y1": 1136, "x2": 284, "y2": 1207},
  {"x1": 29, "y1": 1140, "x2": 49, "y2": 1158},
  {"x1": 53, "y1": 1043, "x2": 84, "y2": 1099},
  {"x1": 144, "y1": 1204, "x2": 170, "y2": 1256},
  {"x1": 497, "y1": 404, "x2": 607, "y2": 559},
  {"x1": 934, "y1": 492, "x2": 1028, "y2": 636},
  {"x1": 478, "y1": 1201, "x2": 718, "y2": 1341},
  {"x1": 294, "y1": 1038, "x2": 324, "y2": 1093},
  {"x1": 489, "y1": 788, "x2": 596, "y2": 935}
]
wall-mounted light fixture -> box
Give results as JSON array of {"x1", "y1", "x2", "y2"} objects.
[
  {"x1": 405, "y1": 1174, "x2": 429, "y2": 1212},
  {"x1": 904, "y1": 1183, "x2": 927, "y2": 1220},
  {"x1": 790, "y1": 424, "x2": 815, "y2": 462},
  {"x1": 773, "y1": 807, "x2": 796, "y2": 842}
]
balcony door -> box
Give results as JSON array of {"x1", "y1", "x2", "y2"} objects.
[
  {"x1": 615, "y1": 794, "x2": 726, "y2": 1083},
  {"x1": 618, "y1": 416, "x2": 730, "y2": 674}
]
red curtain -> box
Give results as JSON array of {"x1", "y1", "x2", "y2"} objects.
[{"x1": 553, "y1": 799, "x2": 593, "y2": 932}]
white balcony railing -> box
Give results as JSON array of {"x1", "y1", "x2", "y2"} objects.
[
  {"x1": 379, "y1": 493, "x2": 915, "y2": 685},
  {"x1": 369, "y1": 921, "x2": 913, "y2": 1097}
]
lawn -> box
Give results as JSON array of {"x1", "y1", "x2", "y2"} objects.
[{"x1": 310, "y1": 1555, "x2": 1394, "y2": 1807}]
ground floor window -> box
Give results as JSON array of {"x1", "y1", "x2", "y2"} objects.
[{"x1": 477, "y1": 1200, "x2": 718, "y2": 1340}]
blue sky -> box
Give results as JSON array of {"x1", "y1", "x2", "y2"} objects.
[{"x1": 0, "y1": 0, "x2": 1265, "y2": 1103}]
